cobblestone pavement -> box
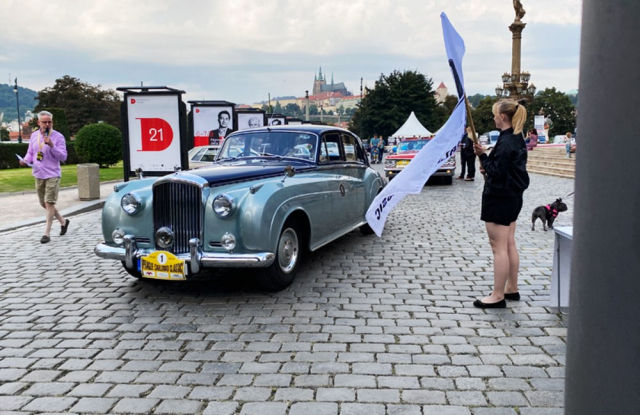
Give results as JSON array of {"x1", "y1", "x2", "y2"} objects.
[{"x1": 0, "y1": 165, "x2": 574, "y2": 415}]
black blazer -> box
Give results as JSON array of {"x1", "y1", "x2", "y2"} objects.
[{"x1": 479, "y1": 128, "x2": 529, "y2": 196}]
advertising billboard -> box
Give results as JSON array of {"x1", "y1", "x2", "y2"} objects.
[
  {"x1": 192, "y1": 105, "x2": 235, "y2": 146},
  {"x1": 119, "y1": 87, "x2": 187, "y2": 181}
]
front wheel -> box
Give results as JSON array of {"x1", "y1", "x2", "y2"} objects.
[
  {"x1": 121, "y1": 261, "x2": 142, "y2": 279},
  {"x1": 258, "y1": 219, "x2": 304, "y2": 291}
]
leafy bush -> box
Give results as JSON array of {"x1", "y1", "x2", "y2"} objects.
[{"x1": 75, "y1": 123, "x2": 122, "y2": 167}]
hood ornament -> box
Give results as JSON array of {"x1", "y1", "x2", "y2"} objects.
[{"x1": 282, "y1": 165, "x2": 296, "y2": 183}]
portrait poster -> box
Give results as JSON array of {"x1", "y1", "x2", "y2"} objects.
[
  {"x1": 193, "y1": 106, "x2": 234, "y2": 146},
  {"x1": 267, "y1": 115, "x2": 287, "y2": 126},
  {"x1": 126, "y1": 94, "x2": 182, "y2": 173},
  {"x1": 237, "y1": 112, "x2": 266, "y2": 130}
]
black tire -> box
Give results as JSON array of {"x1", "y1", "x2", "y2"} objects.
[
  {"x1": 258, "y1": 219, "x2": 304, "y2": 291},
  {"x1": 121, "y1": 261, "x2": 142, "y2": 279},
  {"x1": 360, "y1": 223, "x2": 375, "y2": 235}
]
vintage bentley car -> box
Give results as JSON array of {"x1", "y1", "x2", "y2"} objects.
[
  {"x1": 95, "y1": 126, "x2": 385, "y2": 291},
  {"x1": 384, "y1": 138, "x2": 456, "y2": 185}
]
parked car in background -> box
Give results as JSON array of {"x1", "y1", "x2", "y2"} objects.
[
  {"x1": 484, "y1": 130, "x2": 500, "y2": 150},
  {"x1": 188, "y1": 145, "x2": 220, "y2": 169},
  {"x1": 384, "y1": 138, "x2": 456, "y2": 185},
  {"x1": 95, "y1": 126, "x2": 385, "y2": 291}
]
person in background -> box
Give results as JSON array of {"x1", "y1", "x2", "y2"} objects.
[
  {"x1": 19, "y1": 111, "x2": 70, "y2": 244},
  {"x1": 564, "y1": 132, "x2": 573, "y2": 158},
  {"x1": 526, "y1": 128, "x2": 538, "y2": 151},
  {"x1": 472, "y1": 99, "x2": 530, "y2": 308},
  {"x1": 458, "y1": 127, "x2": 476, "y2": 181},
  {"x1": 370, "y1": 134, "x2": 381, "y2": 164},
  {"x1": 376, "y1": 136, "x2": 385, "y2": 163}
]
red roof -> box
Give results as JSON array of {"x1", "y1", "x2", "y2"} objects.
[{"x1": 438, "y1": 82, "x2": 447, "y2": 89}]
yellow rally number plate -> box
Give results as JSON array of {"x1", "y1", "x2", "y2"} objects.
[
  {"x1": 397, "y1": 160, "x2": 410, "y2": 166},
  {"x1": 141, "y1": 251, "x2": 186, "y2": 281}
]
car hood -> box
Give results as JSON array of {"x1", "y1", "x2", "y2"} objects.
[{"x1": 186, "y1": 160, "x2": 314, "y2": 186}]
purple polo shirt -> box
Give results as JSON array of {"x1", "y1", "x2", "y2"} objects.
[{"x1": 23, "y1": 129, "x2": 68, "y2": 179}]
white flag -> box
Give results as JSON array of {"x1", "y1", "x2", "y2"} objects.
[{"x1": 365, "y1": 13, "x2": 468, "y2": 237}]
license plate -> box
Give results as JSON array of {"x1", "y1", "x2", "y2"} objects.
[
  {"x1": 140, "y1": 251, "x2": 186, "y2": 281},
  {"x1": 397, "y1": 160, "x2": 410, "y2": 166}
]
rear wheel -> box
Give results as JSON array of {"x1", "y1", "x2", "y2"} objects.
[{"x1": 258, "y1": 219, "x2": 304, "y2": 291}]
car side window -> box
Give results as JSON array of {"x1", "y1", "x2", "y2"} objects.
[
  {"x1": 341, "y1": 133, "x2": 366, "y2": 163},
  {"x1": 319, "y1": 133, "x2": 344, "y2": 164},
  {"x1": 192, "y1": 148, "x2": 207, "y2": 161}
]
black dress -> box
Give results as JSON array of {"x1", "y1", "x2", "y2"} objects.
[{"x1": 478, "y1": 128, "x2": 529, "y2": 226}]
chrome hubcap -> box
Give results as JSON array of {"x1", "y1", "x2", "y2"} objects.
[{"x1": 277, "y1": 228, "x2": 299, "y2": 274}]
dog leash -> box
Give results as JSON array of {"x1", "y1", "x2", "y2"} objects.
[{"x1": 564, "y1": 191, "x2": 575, "y2": 198}]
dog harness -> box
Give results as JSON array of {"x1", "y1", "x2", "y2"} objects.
[{"x1": 545, "y1": 205, "x2": 559, "y2": 218}]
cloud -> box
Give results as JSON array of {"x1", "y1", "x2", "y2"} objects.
[{"x1": 2, "y1": 0, "x2": 581, "y2": 103}]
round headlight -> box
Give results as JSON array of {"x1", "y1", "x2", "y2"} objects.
[
  {"x1": 112, "y1": 228, "x2": 125, "y2": 245},
  {"x1": 213, "y1": 194, "x2": 234, "y2": 218},
  {"x1": 221, "y1": 232, "x2": 236, "y2": 251},
  {"x1": 155, "y1": 227, "x2": 174, "y2": 249},
  {"x1": 121, "y1": 193, "x2": 142, "y2": 215}
]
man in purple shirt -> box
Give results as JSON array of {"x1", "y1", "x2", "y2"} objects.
[{"x1": 20, "y1": 111, "x2": 70, "y2": 243}]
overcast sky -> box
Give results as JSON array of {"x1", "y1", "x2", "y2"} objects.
[{"x1": 2, "y1": 0, "x2": 581, "y2": 105}]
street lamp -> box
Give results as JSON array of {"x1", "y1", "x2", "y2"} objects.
[
  {"x1": 305, "y1": 90, "x2": 309, "y2": 121},
  {"x1": 13, "y1": 78, "x2": 22, "y2": 143}
]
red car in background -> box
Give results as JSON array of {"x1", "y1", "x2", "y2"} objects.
[{"x1": 384, "y1": 138, "x2": 456, "y2": 185}]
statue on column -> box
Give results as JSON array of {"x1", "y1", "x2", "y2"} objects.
[{"x1": 513, "y1": 0, "x2": 526, "y2": 21}]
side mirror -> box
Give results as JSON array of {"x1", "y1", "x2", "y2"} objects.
[{"x1": 282, "y1": 165, "x2": 296, "y2": 183}]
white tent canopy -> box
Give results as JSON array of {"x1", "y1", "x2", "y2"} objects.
[{"x1": 391, "y1": 111, "x2": 432, "y2": 138}]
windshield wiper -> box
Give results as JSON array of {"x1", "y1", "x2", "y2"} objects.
[{"x1": 216, "y1": 156, "x2": 238, "y2": 162}]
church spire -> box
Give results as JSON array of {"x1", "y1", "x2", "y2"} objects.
[
  {"x1": 331, "y1": 72, "x2": 334, "y2": 85},
  {"x1": 318, "y1": 66, "x2": 323, "y2": 81}
]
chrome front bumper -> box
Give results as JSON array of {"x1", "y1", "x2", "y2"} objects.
[{"x1": 95, "y1": 235, "x2": 275, "y2": 273}]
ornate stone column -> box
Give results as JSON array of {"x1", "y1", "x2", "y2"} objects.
[{"x1": 509, "y1": 21, "x2": 526, "y2": 86}]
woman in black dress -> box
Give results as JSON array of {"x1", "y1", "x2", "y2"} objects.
[{"x1": 472, "y1": 99, "x2": 530, "y2": 308}]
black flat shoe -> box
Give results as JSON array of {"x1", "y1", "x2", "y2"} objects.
[
  {"x1": 504, "y1": 292, "x2": 520, "y2": 301},
  {"x1": 473, "y1": 299, "x2": 506, "y2": 309},
  {"x1": 60, "y1": 219, "x2": 70, "y2": 236},
  {"x1": 40, "y1": 235, "x2": 50, "y2": 244}
]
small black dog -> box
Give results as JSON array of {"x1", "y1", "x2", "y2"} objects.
[{"x1": 531, "y1": 198, "x2": 568, "y2": 231}]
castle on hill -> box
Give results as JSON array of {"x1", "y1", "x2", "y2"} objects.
[{"x1": 312, "y1": 67, "x2": 351, "y2": 97}]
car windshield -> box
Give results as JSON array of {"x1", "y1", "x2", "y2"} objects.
[
  {"x1": 217, "y1": 131, "x2": 318, "y2": 162},
  {"x1": 397, "y1": 140, "x2": 430, "y2": 153}
]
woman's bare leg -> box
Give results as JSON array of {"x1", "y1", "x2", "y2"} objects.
[
  {"x1": 482, "y1": 222, "x2": 511, "y2": 303},
  {"x1": 505, "y1": 221, "x2": 519, "y2": 293}
]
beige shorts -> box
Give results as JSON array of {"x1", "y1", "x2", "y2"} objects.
[{"x1": 36, "y1": 177, "x2": 61, "y2": 205}]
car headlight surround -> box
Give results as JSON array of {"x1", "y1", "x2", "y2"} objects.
[
  {"x1": 155, "y1": 227, "x2": 174, "y2": 249},
  {"x1": 213, "y1": 194, "x2": 235, "y2": 218},
  {"x1": 221, "y1": 232, "x2": 236, "y2": 251},
  {"x1": 121, "y1": 193, "x2": 142, "y2": 215}
]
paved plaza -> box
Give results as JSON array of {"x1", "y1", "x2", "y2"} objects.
[{"x1": 0, "y1": 166, "x2": 574, "y2": 415}]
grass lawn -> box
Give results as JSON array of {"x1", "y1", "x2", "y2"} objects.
[{"x1": 0, "y1": 162, "x2": 124, "y2": 194}]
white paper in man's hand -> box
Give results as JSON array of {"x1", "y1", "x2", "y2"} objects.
[{"x1": 15, "y1": 154, "x2": 32, "y2": 167}]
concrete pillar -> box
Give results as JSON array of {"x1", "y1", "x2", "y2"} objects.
[
  {"x1": 564, "y1": 1, "x2": 640, "y2": 414},
  {"x1": 77, "y1": 163, "x2": 100, "y2": 201}
]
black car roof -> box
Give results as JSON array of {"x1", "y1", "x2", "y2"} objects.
[{"x1": 228, "y1": 125, "x2": 354, "y2": 136}]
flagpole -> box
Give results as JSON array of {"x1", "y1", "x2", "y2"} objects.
[{"x1": 464, "y1": 94, "x2": 487, "y2": 180}]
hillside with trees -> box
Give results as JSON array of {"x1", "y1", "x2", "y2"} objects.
[{"x1": 0, "y1": 83, "x2": 38, "y2": 123}]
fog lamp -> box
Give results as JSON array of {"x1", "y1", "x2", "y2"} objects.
[
  {"x1": 155, "y1": 227, "x2": 174, "y2": 249},
  {"x1": 221, "y1": 232, "x2": 236, "y2": 251},
  {"x1": 112, "y1": 228, "x2": 125, "y2": 245}
]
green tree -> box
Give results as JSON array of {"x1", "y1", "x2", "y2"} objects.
[
  {"x1": 273, "y1": 102, "x2": 283, "y2": 114},
  {"x1": 75, "y1": 123, "x2": 122, "y2": 167},
  {"x1": 468, "y1": 93, "x2": 486, "y2": 108},
  {"x1": 471, "y1": 96, "x2": 498, "y2": 135},
  {"x1": 309, "y1": 105, "x2": 319, "y2": 115},
  {"x1": 337, "y1": 105, "x2": 345, "y2": 117},
  {"x1": 527, "y1": 88, "x2": 576, "y2": 137},
  {"x1": 283, "y1": 103, "x2": 301, "y2": 117},
  {"x1": 348, "y1": 70, "x2": 440, "y2": 139},
  {"x1": 0, "y1": 128, "x2": 9, "y2": 141},
  {"x1": 34, "y1": 76, "x2": 121, "y2": 135}
]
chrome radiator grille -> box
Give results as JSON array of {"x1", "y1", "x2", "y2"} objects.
[{"x1": 153, "y1": 181, "x2": 203, "y2": 254}]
